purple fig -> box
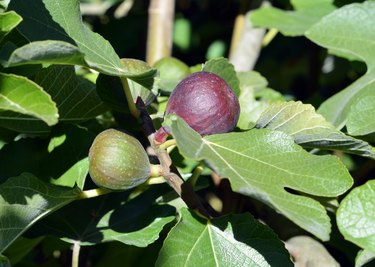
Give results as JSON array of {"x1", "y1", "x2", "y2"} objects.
[{"x1": 155, "y1": 71, "x2": 240, "y2": 143}]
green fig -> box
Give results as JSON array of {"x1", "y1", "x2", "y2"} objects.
[{"x1": 88, "y1": 129, "x2": 151, "y2": 190}]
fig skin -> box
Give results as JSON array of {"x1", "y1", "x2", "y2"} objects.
[
  {"x1": 88, "y1": 129, "x2": 151, "y2": 190},
  {"x1": 155, "y1": 71, "x2": 240, "y2": 142}
]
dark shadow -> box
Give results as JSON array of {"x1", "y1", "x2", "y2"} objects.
[
  {"x1": 8, "y1": 0, "x2": 75, "y2": 44},
  {"x1": 25, "y1": 184, "x2": 175, "y2": 245}
]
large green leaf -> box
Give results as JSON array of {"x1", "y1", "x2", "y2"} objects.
[
  {"x1": 27, "y1": 186, "x2": 175, "y2": 247},
  {"x1": 0, "y1": 173, "x2": 80, "y2": 253},
  {"x1": 255, "y1": 101, "x2": 375, "y2": 158},
  {"x1": 203, "y1": 57, "x2": 240, "y2": 97},
  {"x1": 156, "y1": 208, "x2": 292, "y2": 267},
  {"x1": 306, "y1": 2, "x2": 375, "y2": 129},
  {"x1": 163, "y1": 115, "x2": 353, "y2": 240},
  {"x1": 8, "y1": 0, "x2": 157, "y2": 82},
  {"x1": 250, "y1": 0, "x2": 335, "y2": 36},
  {"x1": 5, "y1": 40, "x2": 86, "y2": 67},
  {"x1": 0, "y1": 72, "x2": 58, "y2": 126},
  {"x1": 337, "y1": 180, "x2": 375, "y2": 254},
  {"x1": 0, "y1": 11, "x2": 22, "y2": 43}
]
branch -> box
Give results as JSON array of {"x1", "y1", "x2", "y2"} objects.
[
  {"x1": 146, "y1": 0, "x2": 175, "y2": 65},
  {"x1": 136, "y1": 98, "x2": 215, "y2": 218},
  {"x1": 229, "y1": 1, "x2": 270, "y2": 71}
]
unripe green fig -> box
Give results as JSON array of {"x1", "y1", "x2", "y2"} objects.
[
  {"x1": 155, "y1": 71, "x2": 240, "y2": 143},
  {"x1": 88, "y1": 129, "x2": 151, "y2": 190}
]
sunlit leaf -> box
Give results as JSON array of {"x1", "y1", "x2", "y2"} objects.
[
  {"x1": 337, "y1": 180, "x2": 375, "y2": 254},
  {"x1": 0, "y1": 11, "x2": 22, "y2": 42},
  {"x1": 347, "y1": 88, "x2": 375, "y2": 136},
  {"x1": 0, "y1": 72, "x2": 58, "y2": 126},
  {"x1": 256, "y1": 101, "x2": 375, "y2": 158},
  {"x1": 156, "y1": 208, "x2": 292, "y2": 267}
]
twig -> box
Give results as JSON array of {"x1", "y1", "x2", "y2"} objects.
[{"x1": 146, "y1": 0, "x2": 175, "y2": 65}]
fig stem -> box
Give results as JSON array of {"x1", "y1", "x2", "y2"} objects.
[
  {"x1": 158, "y1": 139, "x2": 176, "y2": 150},
  {"x1": 79, "y1": 188, "x2": 112, "y2": 199},
  {"x1": 72, "y1": 241, "x2": 80, "y2": 267},
  {"x1": 150, "y1": 164, "x2": 163, "y2": 177},
  {"x1": 189, "y1": 163, "x2": 205, "y2": 188},
  {"x1": 120, "y1": 77, "x2": 140, "y2": 118},
  {"x1": 145, "y1": 176, "x2": 166, "y2": 185}
]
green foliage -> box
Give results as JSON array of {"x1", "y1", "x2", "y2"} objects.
[
  {"x1": 0, "y1": 0, "x2": 374, "y2": 266},
  {"x1": 156, "y1": 208, "x2": 292, "y2": 267},
  {"x1": 0, "y1": 173, "x2": 80, "y2": 253},
  {"x1": 307, "y1": 2, "x2": 375, "y2": 129},
  {"x1": 0, "y1": 72, "x2": 58, "y2": 128},
  {"x1": 255, "y1": 101, "x2": 375, "y2": 158},
  {"x1": 164, "y1": 114, "x2": 352, "y2": 240},
  {"x1": 203, "y1": 57, "x2": 240, "y2": 97},
  {"x1": 0, "y1": 11, "x2": 22, "y2": 42},
  {"x1": 250, "y1": 0, "x2": 336, "y2": 36},
  {"x1": 337, "y1": 180, "x2": 375, "y2": 254}
]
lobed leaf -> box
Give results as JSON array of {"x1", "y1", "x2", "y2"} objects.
[
  {"x1": 337, "y1": 180, "x2": 375, "y2": 254},
  {"x1": 156, "y1": 208, "x2": 292, "y2": 267},
  {"x1": 0, "y1": 173, "x2": 80, "y2": 253},
  {"x1": 256, "y1": 101, "x2": 375, "y2": 159},
  {"x1": 250, "y1": 0, "x2": 335, "y2": 36},
  {"x1": 164, "y1": 115, "x2": 353, "y2": 240},
  {"x1": 306, "y1": 2, "x2": 375, "y2": 129},
  {"x1": 0, "y1": 72, "x2": 58, "y2": 126}
]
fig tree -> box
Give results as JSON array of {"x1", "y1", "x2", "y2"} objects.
[
  {"x1": 88, "y1": 129, "x2": 151, "y2": 190},
  {"x1": 155, "y1": 71, "x2": 240, "y2": 143}
]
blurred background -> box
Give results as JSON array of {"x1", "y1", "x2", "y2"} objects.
[{"x1": 82, "y1": 0, "x2": 366, "y2": 106}]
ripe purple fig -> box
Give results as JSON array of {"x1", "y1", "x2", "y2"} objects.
[
  {"x1": 155, "y1": 71, "x2": 240, "y2": 143},
  {"x1": 88, "y1": 129, "x2": 151, "y2": 190}
]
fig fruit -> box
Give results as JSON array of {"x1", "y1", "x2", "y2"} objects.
[
  {"x1": 88, "y1": 129, "x2": 151, "y2": 190},
  {"x1": 155, "y1": 71, "x2": 240, "y2": 142}
]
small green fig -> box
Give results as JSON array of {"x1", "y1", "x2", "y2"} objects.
[{"x1": 88, "y1": 129, "x2": 151, "y2": 190}]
